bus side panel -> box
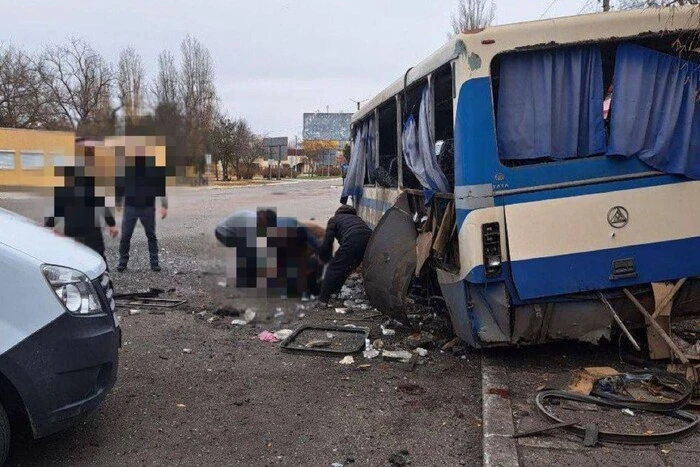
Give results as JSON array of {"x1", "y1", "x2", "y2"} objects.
[{"x1": 505, "y1": 180, "x2": 700, "y2": 300}]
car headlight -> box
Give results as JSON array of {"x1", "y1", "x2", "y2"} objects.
[{"x1": 41, "y1": 265, "x2": 103, "y2": 315}]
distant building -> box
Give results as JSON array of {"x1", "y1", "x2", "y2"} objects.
[
  {"x1": 0, "y1": 127, "x2": 75, "y2": 188},
  {"x1": 303, "y1": 112, "x2": 352, "y2": 167}
]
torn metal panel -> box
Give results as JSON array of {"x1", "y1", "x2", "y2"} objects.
[
  {"x1": 470, "y1": 283, "x2": 510, "y2": 344},
  {"x1": 512, "y1": 299, "x2": 613, "y2": 345},
  {"x1": 362, "y1": 193, "x2": 416, "y2": 322}
]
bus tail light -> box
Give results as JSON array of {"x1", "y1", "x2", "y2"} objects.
[{"x1": 482, "y1": 222, "x2": 502, "y2": 278}]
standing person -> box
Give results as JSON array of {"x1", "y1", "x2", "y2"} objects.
[
  {"x1": 116, "y1": 153, "x2": 168, "y2": 272},
  {"x1": 44, "y1": 165, "x2": 119, "y2": 265},
  {"x1": 317, "y1": 205, "x2": 372, "y2": 305}
]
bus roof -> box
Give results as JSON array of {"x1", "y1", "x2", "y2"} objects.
[{"x1": 352, "y1": 7, "x2": 700, "y2": 124}]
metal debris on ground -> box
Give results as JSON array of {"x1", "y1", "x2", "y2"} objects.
[
  {"x1": 339, "y1": 356, "x2": 354, "y2": 365},
  {"x1": 113, "y1": 288, "x2": 164, "y2": 299},
  {"x1": 279, "y1": 325, "x2": 369, "y2": 355},
  {"x1": 118, "y1": 298, "x2": 187, "y2": 309},
  {"x1": 523, "y1": 369, "x2": 700, "y2": 445},
  {"x1": 231, "y1": 319, "x2": 248, "y2": 326}
]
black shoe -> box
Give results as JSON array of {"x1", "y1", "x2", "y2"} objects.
[
  {"x1": 151, "y1": 264, "x2": 161, "y2": 272},
  {"x1": 117, "y1": 264, "x2": 127, "y2": 272}
]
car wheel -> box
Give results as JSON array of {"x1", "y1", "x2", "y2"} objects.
[{"x1": 0, "y1": 402, "x2": 9, "y2": 465}]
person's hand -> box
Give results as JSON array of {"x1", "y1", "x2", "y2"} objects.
[
  {"x1": 159, "y1": 207, "x2": 168, "y2": 219},
  {"x1": 108, "y1": 226, "x2": 119, "y2": 238}
]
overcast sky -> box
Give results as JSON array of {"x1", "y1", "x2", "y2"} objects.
[{"x1": 4, "y1": 0, "x2": 608, "y2": 140}]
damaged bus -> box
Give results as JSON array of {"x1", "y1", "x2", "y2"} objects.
[{"x1": 342, "y1": 7, "x2": 700, "y2": 349}]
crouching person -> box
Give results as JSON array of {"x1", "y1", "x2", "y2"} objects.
[{"x1": 318, "y1": 205, "x2": 372, "y2": 305}]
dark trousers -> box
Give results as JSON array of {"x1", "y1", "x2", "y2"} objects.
[
  {"x1": 119, "y1": 205, "x2": 159, "y2": 267},
  {"x1": 70, "y1": 228, "x2": 108, "y2": 268},
  {"x1": 318, "y1": 235, "x2": 369, "y2": 302}
]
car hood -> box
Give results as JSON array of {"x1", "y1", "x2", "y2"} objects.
[{"x1": 0, "y1": 208, "x2": 105, "y2": 279}]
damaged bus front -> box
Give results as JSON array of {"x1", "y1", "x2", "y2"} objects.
[{"x1": 344, "y1": 7, "x2": 700, "y2": 348}]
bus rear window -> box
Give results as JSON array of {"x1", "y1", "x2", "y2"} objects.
[{"x1": 491, "y1": 32, "x2": 700, "y2": 168}]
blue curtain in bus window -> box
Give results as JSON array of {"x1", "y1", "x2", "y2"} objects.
[
  {"x1": 341, "y1": 126, "x2": 366, "y2": 202},
  {"x1": 497, "y1": 46, "x2": 606, "y2": 160},
  {"x1": 608, "y1": 44, "x2": 700, "y2": 179},
  {"x1": 402, "y1": 84, "x2": 450, "y2": 203},
  {"x1": 366, "y1": 117, "x2": 375, "y2": 184}
]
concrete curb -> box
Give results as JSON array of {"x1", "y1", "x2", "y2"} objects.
[{"x1": 482, "y1": 353, "x2": 520, "y2": 467}]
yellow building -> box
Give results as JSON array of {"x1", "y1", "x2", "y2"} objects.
[{"x1": 0, "y1": 127, "x2": 75, "y2": 188}]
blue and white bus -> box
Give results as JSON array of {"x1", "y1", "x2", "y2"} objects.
[{"x1": 342, "y1": 7, "x2": 700, "y2": 348}]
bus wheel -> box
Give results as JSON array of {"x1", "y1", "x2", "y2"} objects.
[{"x1": 0, "y1": 401, "x2": 9, "y2": 465}]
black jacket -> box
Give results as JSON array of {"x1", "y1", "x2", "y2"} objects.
[
  {"x1": 319, "y1": 205, "x2": 372, "y2": 262},
  {"x1": 45, "y1": 175, "x2": 115, "y2": 237},
  {"x1": 115, "y1": 160, "x2": 168, "y2": 209}
]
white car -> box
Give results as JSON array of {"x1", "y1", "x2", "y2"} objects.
[{"x1": 0, "y1": 207, "x2": 120, "y2": 465}]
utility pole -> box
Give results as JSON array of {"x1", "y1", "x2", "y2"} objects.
[{"x1": 603, "y1": 0, "x2": 610, "y2": 11}]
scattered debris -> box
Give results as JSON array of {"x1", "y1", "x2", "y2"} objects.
[
  {"x1": 280, "y1": 325, "x2": 369, "y2": 355},
  {"x1": 217, "y1": 280, "x2": 226, "y2": 287},
  {"x1": 414, "y1": 348, "x2": 428, "y2": 357},
  {"x1": 335, "y1": 308, "x2": 348, "y2": 314},
  {"x1": 274, "y1": 310, "x2": 285, "y2": 318},
  {"x1": 381, "y1": 325, "x2": 396, "y2": 336},
  {"x1": 176, "y1": 403, "x2": 186, "y2": 408},
  {"x1": 339, "y1": 356, "x2": 355, "y2": 365},
  {"x1": 404, "y1": 331, "x2": 434, "y2": 349},
  {"x1": 257, "y1": 331, "x2": 280, "y2": 343},
  {"x1": 231, "y1": 319, "x2": 248, "y2": 326},
  {"x1": 273, "y1": 329, "x2": 293, "y2": 340},
  {"x1": 213, "y1": 306, "x2": 240, "y2": 317},
  {"x1": 382, "y1": 350, "x2": 413, "y2": 363},
  {"x1": 182, "y1": 348, "x2": 192, "y2": 354},
  {"x1": 128, "y1": 309, "x2": 141, "y2": 316},
  {"x1": 621, "y1": 408, "x2": 635, "y2": 417},
  {"x1": 118, "y1": 298, "x2": 187, "y2": 309},
  {"x1": 363, "y1": 349, "x2": 380, "y2": 359},
  {"x1": 113, "y1": 288, "x2": 163, "y2": 300},
  {"x1": 373, "y1": 339, "x2": 385, "y2": 349},
  {"x1": 244, "y1": 308, "x2": 257, "y2": 323}
]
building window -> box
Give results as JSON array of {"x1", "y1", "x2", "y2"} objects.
[
  {"x1": 21, "y1": 151, "x2": 45, "y2": 170},
  {"x1": 0, "y1": 151, "x2": 15, "y2": 170}
]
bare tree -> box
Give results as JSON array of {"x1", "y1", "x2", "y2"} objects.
[
  {"x1": 618, "y1": 0, "x2": 699, "y2": 7},
  {"x1": 450, "y1": 0, "x2": 496, "y2": 36},
  {"x1": 117, "y1": 46, "x2": 145, "y2": 124},
  {"x1": 0, "y1": 44, "x2": 62, "y2": 129},
  {"x1": 153, "y1": 50, "x2": 179, "y2": 105},
  {"x1": 41, "y1": 37, "x2": 114, "y2": 133},
  {"x1": 241, "y1": 131, "x2": 264, "y2": 180},
  {"x1": 179, "y1": 35, "x2": 217, "y2": 169}
]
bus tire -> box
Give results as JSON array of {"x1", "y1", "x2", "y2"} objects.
[{"x1": 0, "y1": 401, "x2": 9, "y2": 466}]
